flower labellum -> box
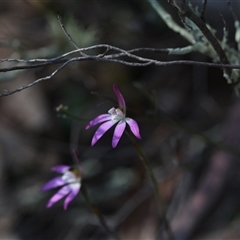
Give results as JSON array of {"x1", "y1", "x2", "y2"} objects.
[
  {"x1": 41, "y1": 165, "x2": 81, "y2": 210},
  {"x1": 86, "y1": 84, "x2": 141, "y2": 148}
]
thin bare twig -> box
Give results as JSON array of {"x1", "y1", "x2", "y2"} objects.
[
  {"x1": 227, "y1": 0, "x2": 239, "y2": 21},
  {"x1": 2, "y1": 49, "x2": 240, "y2": 97},
  {"x1": 0, "y1": 58, "x2": 77, "y2": 96},
  {"x1": 2, "y1": 42, "x2": 240, "y2": 97},
  {"x1": 57, "y1": 14, "x2": 88, "y2": 57},
  {"x1": 200, "y1": 0, "x2": 208, "y2": 21},
  {"x1": 2, "y1": 44, "x2": 240, "y2": 69}
]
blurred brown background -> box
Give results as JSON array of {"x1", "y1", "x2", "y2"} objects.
[{"x1": 0, "y1": 0, "x2": 240, "y2": 239}]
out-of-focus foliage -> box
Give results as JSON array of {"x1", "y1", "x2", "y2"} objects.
[{"x1": 0, "y1": 1, "x2": 240, "y2": 240}]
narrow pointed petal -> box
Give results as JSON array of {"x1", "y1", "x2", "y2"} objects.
[
  {"x1": 113, "y1": 84, "x2": 126, "y2": 113},
  {"x1": 112, "y1": 121, "x2": 126, "y2": 148},
  {"x1": 91, "y1": 120, "x2": 117, "y2": 146},
  {"x1": 41, "y1": 176, "x2": 65, "y2": 191},
  {"x1": 51, "y1": 165, "x2": 70, "y2": 173},
  {"x1": 126, "y1": 118, "x2": 141, "y2": 139},
  {"x1": 63, "y1": 183, "x2": 81, "y2": 210},
  {"x1": 86, "y1": 114, "x2": 111, "y2": 129},
  {"x1": 46, "y1": 185, "x2": 71, "y2": 208}
]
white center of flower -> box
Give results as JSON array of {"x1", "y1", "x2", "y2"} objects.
[
  {"x1": 108, "y1": 107, "x2": 125, "y2": 121},
  {"x1": 62, "y1": 171, "x2": 80, "y2": 184}
]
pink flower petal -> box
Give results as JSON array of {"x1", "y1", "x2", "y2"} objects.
[
  {"x1": 41, "y1": 176, "x2": 65, "y2": 191},
  {"x1": 51, "y1": 165, "x2": 70, "y2": 173},
  {"x1": 46, "y1": 185, "x2": 71, "y2": 208},
  {"x1": 63, "y1": 183, "x2": 81, "y2": 210},
  {"x1": 86, "y1": 114, "x2": 111, "y2": 129},
  {"x1": 126, "y1": 118, "x2": 141, "y2": 139},
  {"x1": 112, "y1": 121, "x2": 126, "y2": 148},
  {"x1": 91, "y1": 120, "x2": 117, "y2": 146},
  {"x1": 113, "y1": 84, "x2": 126, "y2": 113}
]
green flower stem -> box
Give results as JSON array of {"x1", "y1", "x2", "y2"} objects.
[
  {"x1": 81, "y1": 183, "x2": 120, "y2": 240},
  {"x1": 126, "y1": 131, "x2": 174, "y2": 240}
]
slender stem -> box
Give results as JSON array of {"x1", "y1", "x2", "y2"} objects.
[
  {"x1": 81, "y1": 183, "x2": 120, "y2": 240},
  {"x1": 72, "y1": 149, "x2": 120, "y2": 239},
  {"x1": 56, "y1": 104, "x2": 89, "y2": 122},
  {"x1": 126, "y1": 131, "x2": 174, "y2": 240}
]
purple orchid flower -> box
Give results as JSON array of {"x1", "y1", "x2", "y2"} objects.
[
  {"x1": 41, "y1": 165, "x2": 81, "y2": 210},
  {"x1": 86, "y1": 84, "x2": 141, "y2": 148}
]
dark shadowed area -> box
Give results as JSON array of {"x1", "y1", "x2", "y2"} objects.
[{"x1": 0, "y1": 1, "x2": 240, "y2": 239}]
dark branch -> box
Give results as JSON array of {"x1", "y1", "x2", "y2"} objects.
[
  {"x1": 200, "y1": 0, "x2": 208, "y2": 21},
  {"x1": 2, "y1": 44, "x2": 240, "y2": 97},
  {"x1": 169, "y1": 0, "x2": 232, "y2": 79}
]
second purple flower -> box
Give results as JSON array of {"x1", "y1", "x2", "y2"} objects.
[
  {"x1": 86, "y1": 84, "x2": 141, "y2": 148},
  {"x1": 41, "y1": 165, "x2": 81, "y2": 210}
]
